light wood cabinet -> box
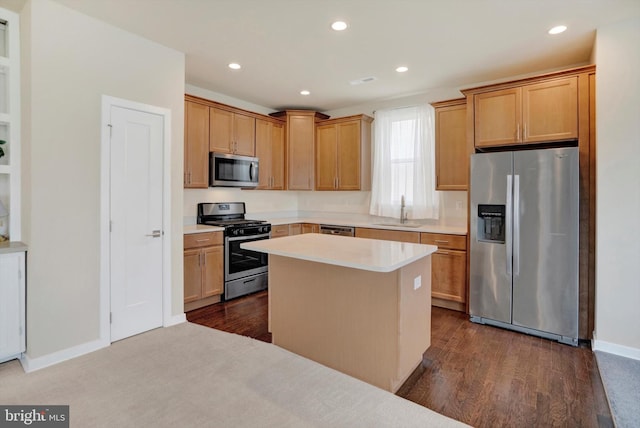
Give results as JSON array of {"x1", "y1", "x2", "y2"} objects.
[
  {"x1": 255, "y1": 118, "x2": 285, "y2": 189},
  {"x1": 271, "y1": 224, "x2": 290, "y2": 238},
  {"x1": 316, "y1": 115, "x2": 372, "y2": 191},
  {"x1": 270, "y1": 110, "x2": 329, "y2": 190},
  {"x1": 355, "y1": 228, "x2": 420, "y2": 243},
  {"x1": 184, "y1": 100, "x2": 210, "y2": 188},
  {"x1": 183, "y1": 231, "x2": 224, "y2": 310},
  {"x1": 289, "y1": 224, "x2": 302, "y2": 235},
  {"x1": 210, "y1": 107, "x2": 256, "y2": 156},
  {"x1": 432, "y1": 99, "x2": 468, "y2": 190},
  {"x1": 473, "y1": 76, "x2": 578, "y2": 148},
  {"x1": 301, "y1": 223, "x2": 319, "y2": 234},
  {"x1": 421, "y1": 233, "x2": 467, "y2": 312}
]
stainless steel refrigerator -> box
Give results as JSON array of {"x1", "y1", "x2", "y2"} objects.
[{"x1": 469, "y1": 147, "x2": 579, "y2": 345}]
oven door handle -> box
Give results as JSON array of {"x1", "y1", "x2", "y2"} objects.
[{"x1": 226, "y1": 232, "x2": 271, "y2": 242}]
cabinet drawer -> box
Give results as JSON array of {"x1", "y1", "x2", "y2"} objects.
[
  {"x1": 421, "y1": 233, "x2": 466, "y2": 250},
  {"x1": 184, "y1": 231, "x2": 223, "y2": 249},
  {"x1": 355, "y1": 228, "x2": 421, "y2": 243},
  {"x1": 271, "y1": 224, "x2": 290, "y2": 238}
]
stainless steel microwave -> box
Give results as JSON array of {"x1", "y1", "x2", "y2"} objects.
[{"x1": 209, "y1": 152, "x2": 259, "y2": 187}]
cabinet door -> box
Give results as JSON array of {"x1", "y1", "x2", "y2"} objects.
[
  {"x1": 0, "y1": 252, "x2": 26, "y2": 362},
  {"x1": 202, "y1": 246, "x2": 223, "y2": 297},
  {"x1": 431, "y1": 249, "x2": 466, "y2": 303},
  {"x1": 316, "y1": 124, "x2": 338, "y2": 190},
  {"x1": 183, "y1": 249, "x2": 202, "y2": 303},
  {"x1": 287, "y1": 115, "x2": 315, "y2": 190},
  {"x1": 255, "y1": 119, "x2": 273, "y2": 189},
  {"x1": 474, "y1": 88, "x2": 521, "y2": 147},
  {"x1": 289, "y1": 224, "x2": 302, "y2": 235},
  {"x1": 233, "y1": 113, "x2": 256, "y2": 156},
  {"x1": 209, "y1": 107, "x2": 233, "y2": 153},
  {"x1": 522, "y1": 77, "x2": 578, "y2": 143},
  {"x1": 271, "y1": 122, "x2": 285, "y2": 190},
  {"x1": 301, "y1": 223, "x2": 318, "y2": 234},
  {"x1": 184, "y1": 101, "x2": 209, "y2": 188},
  {"x1": 435, "y1": 103, "x2": 467, "y2": 190},
  {"x1": 337, "y1": 120, "x2": 361, "y2": 190}
]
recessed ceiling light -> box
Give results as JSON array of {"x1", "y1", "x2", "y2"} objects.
[
  {"x1": 548, "y1": 25, "x2": 567, "y2": 35},
  {"x1": 228, "y1": 63, "x2": 241, "y2": 70},
  {"x1": 396, "y1": 66, "x2": 409, "y2": 73},
  {"x1": 300, "y1": 90, "x2": 310, "y2": 96},
  {"x1": 331, "y1": 21, "x2": 348, "y2": 31}
]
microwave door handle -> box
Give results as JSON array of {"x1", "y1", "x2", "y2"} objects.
[{"x1": 249, "y1": 162, "x2": 255, "y2": 180}]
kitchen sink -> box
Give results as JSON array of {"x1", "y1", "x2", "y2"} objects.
[{"x1": 372, "y1": 222, "x2": 423, "y2": 228}]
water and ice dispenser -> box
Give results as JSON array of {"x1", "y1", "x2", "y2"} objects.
[{"x1": 477, "y1": 205, "x2": 505, "y2": 243}]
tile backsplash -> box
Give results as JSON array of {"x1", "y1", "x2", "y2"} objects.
[{"x1": 184, "y1": 188, "x2": 466, "y2": 225}]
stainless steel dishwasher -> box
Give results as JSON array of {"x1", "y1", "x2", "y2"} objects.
[{"x1": 319, "y1": 225, "x2": 355, "y2": 237}]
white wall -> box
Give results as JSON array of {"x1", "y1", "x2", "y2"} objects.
[
  {"x1": 594, "y1": 17, "x2": 640, "y2": 357},
  {"x1": 23, "y1": 0, "x2": 185, "y2": 359}
]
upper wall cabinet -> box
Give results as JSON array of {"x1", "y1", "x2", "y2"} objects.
[
  {"x1": 316, "y1": 115, "x2": 372, "y2": 191},
  {"x1": 466, "y1": 72, "x2": 581, "y2": 149},
  {"x1": 270, "y1": 110, "x2": 329, "y2": 191},
  {"x1": 184, "y1": 100, "x2": 210, "y2": 188},
  {"x1": 255, "y1": 118, "x2": 285, "y2": 190},
  {"x1": 209, "y1": 107, "x2": 256, "y2": 156},
  {"x1": 432, "y1": 99, "x2": 467, "y2": 190}
]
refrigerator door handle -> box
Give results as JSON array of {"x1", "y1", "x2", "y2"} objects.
[
  {"x1": 513, "y1": 174, "x2": 520, "y2": 276},
  {"x1": 506, "y1": 175, "x2": 513, "y2": 276}
]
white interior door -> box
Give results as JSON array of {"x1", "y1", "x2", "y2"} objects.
[{"x1": 109, "y1": 105, "x2": 164, "y2": 342}]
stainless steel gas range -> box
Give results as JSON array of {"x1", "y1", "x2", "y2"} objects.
[{"x1": 197, "y1": 202, "x2": 271, "y2": 300}]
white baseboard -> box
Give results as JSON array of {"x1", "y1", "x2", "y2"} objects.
[
  {"x1": 592, "y1": 334, "x2": 640, "y2": 361},
  {"x1": 165, "y1": 313, "x2": 186, "y2": 327},
  {"x1": 20, "y1": 338, "x2": 110, "y2": 373},
  {"x1": 19, "y1": 318, "x2": 187, "y2": 373}
]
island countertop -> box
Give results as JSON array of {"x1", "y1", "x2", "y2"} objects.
[{"x1": 241, "y1": 233, "x2": 437, "y2": 273}]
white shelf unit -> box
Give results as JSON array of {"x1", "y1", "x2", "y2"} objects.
[{"x1": 0, "y1": 7, "x2": 20, "y2": 241}]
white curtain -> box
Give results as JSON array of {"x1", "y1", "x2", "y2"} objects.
[{"x1": 369, "y1": 104, "x2": 439, "y2": 220}]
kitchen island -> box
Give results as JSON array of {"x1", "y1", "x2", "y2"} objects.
[{"x1": 242, "y1": 233, "x2": 437, "y2": 392}]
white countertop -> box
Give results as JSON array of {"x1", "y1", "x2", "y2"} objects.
[
  {"x1": 183, "y1": 213, "x2": 467, "y2": 236},
  {"x1": 183, "y1": 224, "x2": 224, "y2": 234},
  {"x1": 241, "y1": 233, "x2": 437, "y2": 273},
  {"x1": 266, "y1": 216, "x2": 467, "y2": 235},
  {"x1": 0, "y1": 241, "x2": 28, "y2": 255}
]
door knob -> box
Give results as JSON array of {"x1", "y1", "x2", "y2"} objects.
[{"x1": 146, "y1": 230, "x2": 162, "y2": 238}]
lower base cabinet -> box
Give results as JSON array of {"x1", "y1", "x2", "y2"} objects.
[
  {"x1": 301, "y1": 223, "x2": 319, "y2": 234},
  {"x1": 0, "y1": 248, "x2": 26, "y2": 363},
  {"x1": 421, "y1": 233, "x2": 467, "y2": 311},
  {"x1": 354, "y1": 228, "x2": 420, "y2": 243},
  {"x1": 184, "y1": 232, "x2": 224, "y2": 311}
]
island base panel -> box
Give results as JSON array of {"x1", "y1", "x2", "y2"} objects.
[{"x1": 269, "y1": 255, "x2": 431, "y2": 392}]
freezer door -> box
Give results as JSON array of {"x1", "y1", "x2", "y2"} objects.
[
  {"x1": 469, "y1": 151, "x2": 513, "y2": 323},
  {"x1": 512, "y1": 147, "x2": 579, "y2": 339}
]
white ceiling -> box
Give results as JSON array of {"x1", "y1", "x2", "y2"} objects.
[{"x1": 25, "y1": 1, "x2": 640, "y2": 111}]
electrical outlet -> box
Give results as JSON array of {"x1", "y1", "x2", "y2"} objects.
[
  {"x1": 414, "y1": 275, "x2": 422, "y2": 290},
  {"x1": 456, "y1": 201, "x2": 463, "y2": 211}
]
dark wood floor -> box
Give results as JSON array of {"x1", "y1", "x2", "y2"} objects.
[{"x1": 187, "y1": 290, "x2": 612, "y2": 428}]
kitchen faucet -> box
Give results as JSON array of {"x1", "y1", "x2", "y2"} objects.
[{"x1": 400, "y1": 195, "x2": 406, "y2": 224}]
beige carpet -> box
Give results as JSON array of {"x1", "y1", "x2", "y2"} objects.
[{"x1": 0, "y1": 323, "x2": 468, "y2": 427}]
